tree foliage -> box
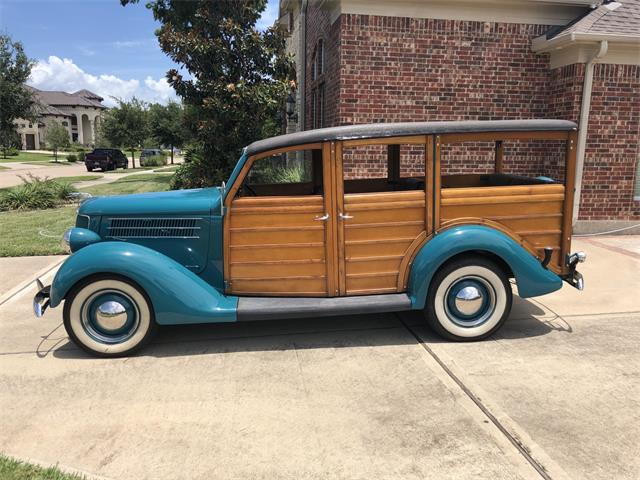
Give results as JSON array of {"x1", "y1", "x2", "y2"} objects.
[
  {"x1": 45, "y1": 121, "x2": 70, "y2": 161},
  {"x1": 148, "y1": 101, "x2": 189, "y2": 164},
  {"x1": 98, "y1": 97, "x2": 149, "y2": 168},
  {"x1": 0, "y1": 34, "x2": 36, "y2": 158},
  {"x1": 122, "y1": 0, "x2": 293, "y2": 188}
]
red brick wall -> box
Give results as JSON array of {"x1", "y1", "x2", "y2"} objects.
[
  {"x1": 338, "y1": 16, "x2": 551, "y2": 124},
  {"x1": 304, "y1": 11, "x2": 640, "y2": 220},
  {"x1": 304, "y1": 3, "x2": 341, "y2": 129},
  {"x1": 579, "y1": 64, "x2": 640, "y2": 220},
  {"x1": 334, "y1": 15, "x2": 564, "y2": 179}
]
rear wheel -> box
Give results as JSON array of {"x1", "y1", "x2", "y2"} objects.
[
  {"x1": 86, "y1": 166, "x2": 92, "y2": 172},
  {"x1": 424, "y1": 256, "x2": 512, "y2": 341},
  {"x1": 63, "y1": 275, "x2": 157, "y2": 357}
]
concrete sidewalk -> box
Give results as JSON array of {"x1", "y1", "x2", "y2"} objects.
[{"x1": 0, "y1": 237, "x2": 638, "y2": 479}]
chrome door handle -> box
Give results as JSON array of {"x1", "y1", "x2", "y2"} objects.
[
  {"x1": 338, "y1": 212, "x2": 353, "y2": 220},
  {"x1": 314, "y1": 213, "x2": 330, "y2": 221}
]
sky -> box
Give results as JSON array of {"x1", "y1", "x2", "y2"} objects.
[{"x1": 0, "y1": 0, "x2": 280, "y2": 107}]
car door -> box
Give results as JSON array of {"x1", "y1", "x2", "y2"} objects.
[
  {"x1": 333, "y1": 136, "x2": 431, "y2": 296},
  {"x1": 223, "y1": 143, "x2": 337, "y2": 297}
]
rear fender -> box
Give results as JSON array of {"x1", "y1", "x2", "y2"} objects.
[
  {"x1": 407, "y1": 225, "x2": 562, "y2": 309},
  {"x1": 50, "y1": 242, "x2": 237, "y2": 324}
]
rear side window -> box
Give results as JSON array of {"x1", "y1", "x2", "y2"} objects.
[{"x1": 342, "y1": 141, "x2": 426, "y2": 194}]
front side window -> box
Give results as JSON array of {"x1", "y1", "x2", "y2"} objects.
[{"x1": 241, "y1": 147, "x2": 323, "y2": 197}]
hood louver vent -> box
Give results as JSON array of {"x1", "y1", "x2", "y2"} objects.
[{"x1": 107, "y1": 217, "x2": 201, "y2": 239}]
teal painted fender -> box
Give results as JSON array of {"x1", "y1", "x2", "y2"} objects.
[
  {"x1": 49, "y1": 242, "x2": 238, "y2": 324},
  {"x1": 407, "y1": 225, "x2": 562, "y2": 309}
]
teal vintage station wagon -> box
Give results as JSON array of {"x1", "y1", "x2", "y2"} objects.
[{"x1": 34, "y1": 120, "x2": 585, "y2": 357}]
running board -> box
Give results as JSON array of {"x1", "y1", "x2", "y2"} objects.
[{"x1": 237, "y1": 293, "x2": 412, "y2": 321}]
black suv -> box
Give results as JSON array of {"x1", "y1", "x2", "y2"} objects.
[{"x1": 85, "y1": 148, "x2": 129, "y2": 171}]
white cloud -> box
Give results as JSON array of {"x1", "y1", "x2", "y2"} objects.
[{"x1": 28, "y1": 56, "x2": 178, "y2": 107}]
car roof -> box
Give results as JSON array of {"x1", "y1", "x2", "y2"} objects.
[{"x1": 245, "y1": 119, "x2": 577, "y2": 156}]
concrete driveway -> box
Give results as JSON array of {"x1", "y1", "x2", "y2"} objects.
[{"x1": 0, "y1": 237, "x2": 638, "y2": 480}]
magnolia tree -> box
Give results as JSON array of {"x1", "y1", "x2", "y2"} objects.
[{"x1": 122, "y1": 0, "x2": 293, "y2": 188}]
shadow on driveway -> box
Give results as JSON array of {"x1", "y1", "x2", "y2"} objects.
[{"x1": 48, "y1": 297, "x2": 569, "y2": 360}]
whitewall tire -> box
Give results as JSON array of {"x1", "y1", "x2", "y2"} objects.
[
  {"x1": 63, "y1": 275, "x2": 156, "y2": 357},
  {"x1": 424, "y1": 257, "x2": 512, "y2": 341}
]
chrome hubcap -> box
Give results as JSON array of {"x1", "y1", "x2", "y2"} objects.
[
  {"x1": 95, "y1": 301, "x2": 128, "y2": 331},
  {"x1": 454, "y1": 286, "x2": 484, "y2": 316},
  {"x1": 445, "y1": 276, "x2": 496, "y2": 328},
  {"x1": 81, "y1": 290, "x2": 140, "y2": 344}
]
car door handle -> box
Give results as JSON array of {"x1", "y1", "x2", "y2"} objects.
[
  {"x1": 314, "y1": 213, "x2": 330, "y2": 221},
  {"x1": 338, "y1": 212, "x2": 353, "y2": 220}
]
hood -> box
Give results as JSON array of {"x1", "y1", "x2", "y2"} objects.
[{"x1": 79, "y1": 187, "x2": 222, "y2": 217}]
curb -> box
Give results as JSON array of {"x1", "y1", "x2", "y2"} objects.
[{"x1": 0, "y1": 257, "x2": 65, "y2": 307}]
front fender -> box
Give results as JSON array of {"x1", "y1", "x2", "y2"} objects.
[
  {"x1": 50, "y1": 242, "x2": 237, "y2": 324},
  {"x1": 407, "y1": 225, "x2": 562, "y2": 309}
]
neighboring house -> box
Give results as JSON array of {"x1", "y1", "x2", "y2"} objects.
[
  {"x1": 15, "y1": 86, "x2": 107, "y2": 150},
  {"x1": 278, "y1": 0, "x2": 640, "y2": 229}
]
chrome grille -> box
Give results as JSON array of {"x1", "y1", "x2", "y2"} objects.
[{"x1": 107, "y1": 217, "x2": 202, "y2": 239}]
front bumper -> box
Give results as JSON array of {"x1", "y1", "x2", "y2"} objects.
[{"x1": 33, "y1": 279, "x2": 51, "y2": 317}]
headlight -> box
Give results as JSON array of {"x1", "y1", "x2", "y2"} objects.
[
  {"x1": 62, "y1": 228, "x2": 102, "y2": 253},
  {"x1": 62, "y1": 228, "x2": 72, "y2": 253}
]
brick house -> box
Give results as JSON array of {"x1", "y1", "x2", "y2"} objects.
[{"x1": 278, "y1": 0, "x2": 640, "y2": 232}]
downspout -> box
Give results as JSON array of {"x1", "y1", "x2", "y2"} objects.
[
  {"x1": 299, "y1": 0, "x2": 308, "y2": 131},
  {"x1": 573, "y1": 40, "x2": 608, "y2": 224}
]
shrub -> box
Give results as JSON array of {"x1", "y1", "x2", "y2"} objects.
[
  {"x1": 171, "y1": 148, "x2": 226, "y2": 190},
  {"x1": 249, "y1": 163, "x2": 308, "y2": 184},
  {"x1": 77, "y1": 151, "x2": 85, "y2": 162},
  {"x1": 141, "y1": 154, "x2": 167, "y2": 167},
  {"x1": 66, "y1": 154, "x2": 77, "y2": 162},
  {"x1": 0, "y1": 174, "x2": 77, "y2": 211},
  {"x1": 5, "y1": 147, "x2": 19, "y2": 156}
]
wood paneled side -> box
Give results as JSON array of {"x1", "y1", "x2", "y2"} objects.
[
  {"x1": 228, "y1": 195, "x2": 329, "y2": 296},
  {"x1": 440, "y1": 184, "x2": 566, "y2": 270},
  {"x1": 342, "y1": 190, "x2": 426, "y2": 295}
]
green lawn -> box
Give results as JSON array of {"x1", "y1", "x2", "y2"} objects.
[
  {"x1": 82, "y1": 173, "x2": 172, "y2": 196},
  {"x1": 0, "y1": 173, "x2": 174, "y2": 256},
  {"x1": 0, "y1": 454, "x2": 85, "y2": 480},
  {"x1": 0, "y1": 207, "x2": 75, "y2": 256},
  {"x1": 55, "y1": 175, "x2": 103, "y2": 183},
  {"x1": 0, "y1": 152, "x2": 60, "y2": 163},
  {"x1": 154, "y1": 165, "x2": 180, "y2": 172}
]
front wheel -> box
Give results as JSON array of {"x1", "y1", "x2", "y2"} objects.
[
  {"x1": 63, "y1": 275, "x2": 157, "y2": 357},
  {"x1": 424, "y1": 256, "x2": 512, "y2": 341}
]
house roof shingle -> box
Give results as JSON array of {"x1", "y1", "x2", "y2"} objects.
[
  {"x1": 27, "y1": 86, "x2": 107, "y2": 109},
  {"x1": 548, "y1": 0, "x2": 640, "y2": 39}
]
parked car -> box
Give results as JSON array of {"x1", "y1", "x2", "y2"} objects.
[
  {"x1": 85, "y1": 148, "x2": 128, "y2": 172},
  {"x1": 34, "y1": 120, "x2": 585, "y2": 357},
  {"x1": 139, "y1": 148, "x2": 167, "y2": 166}
]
